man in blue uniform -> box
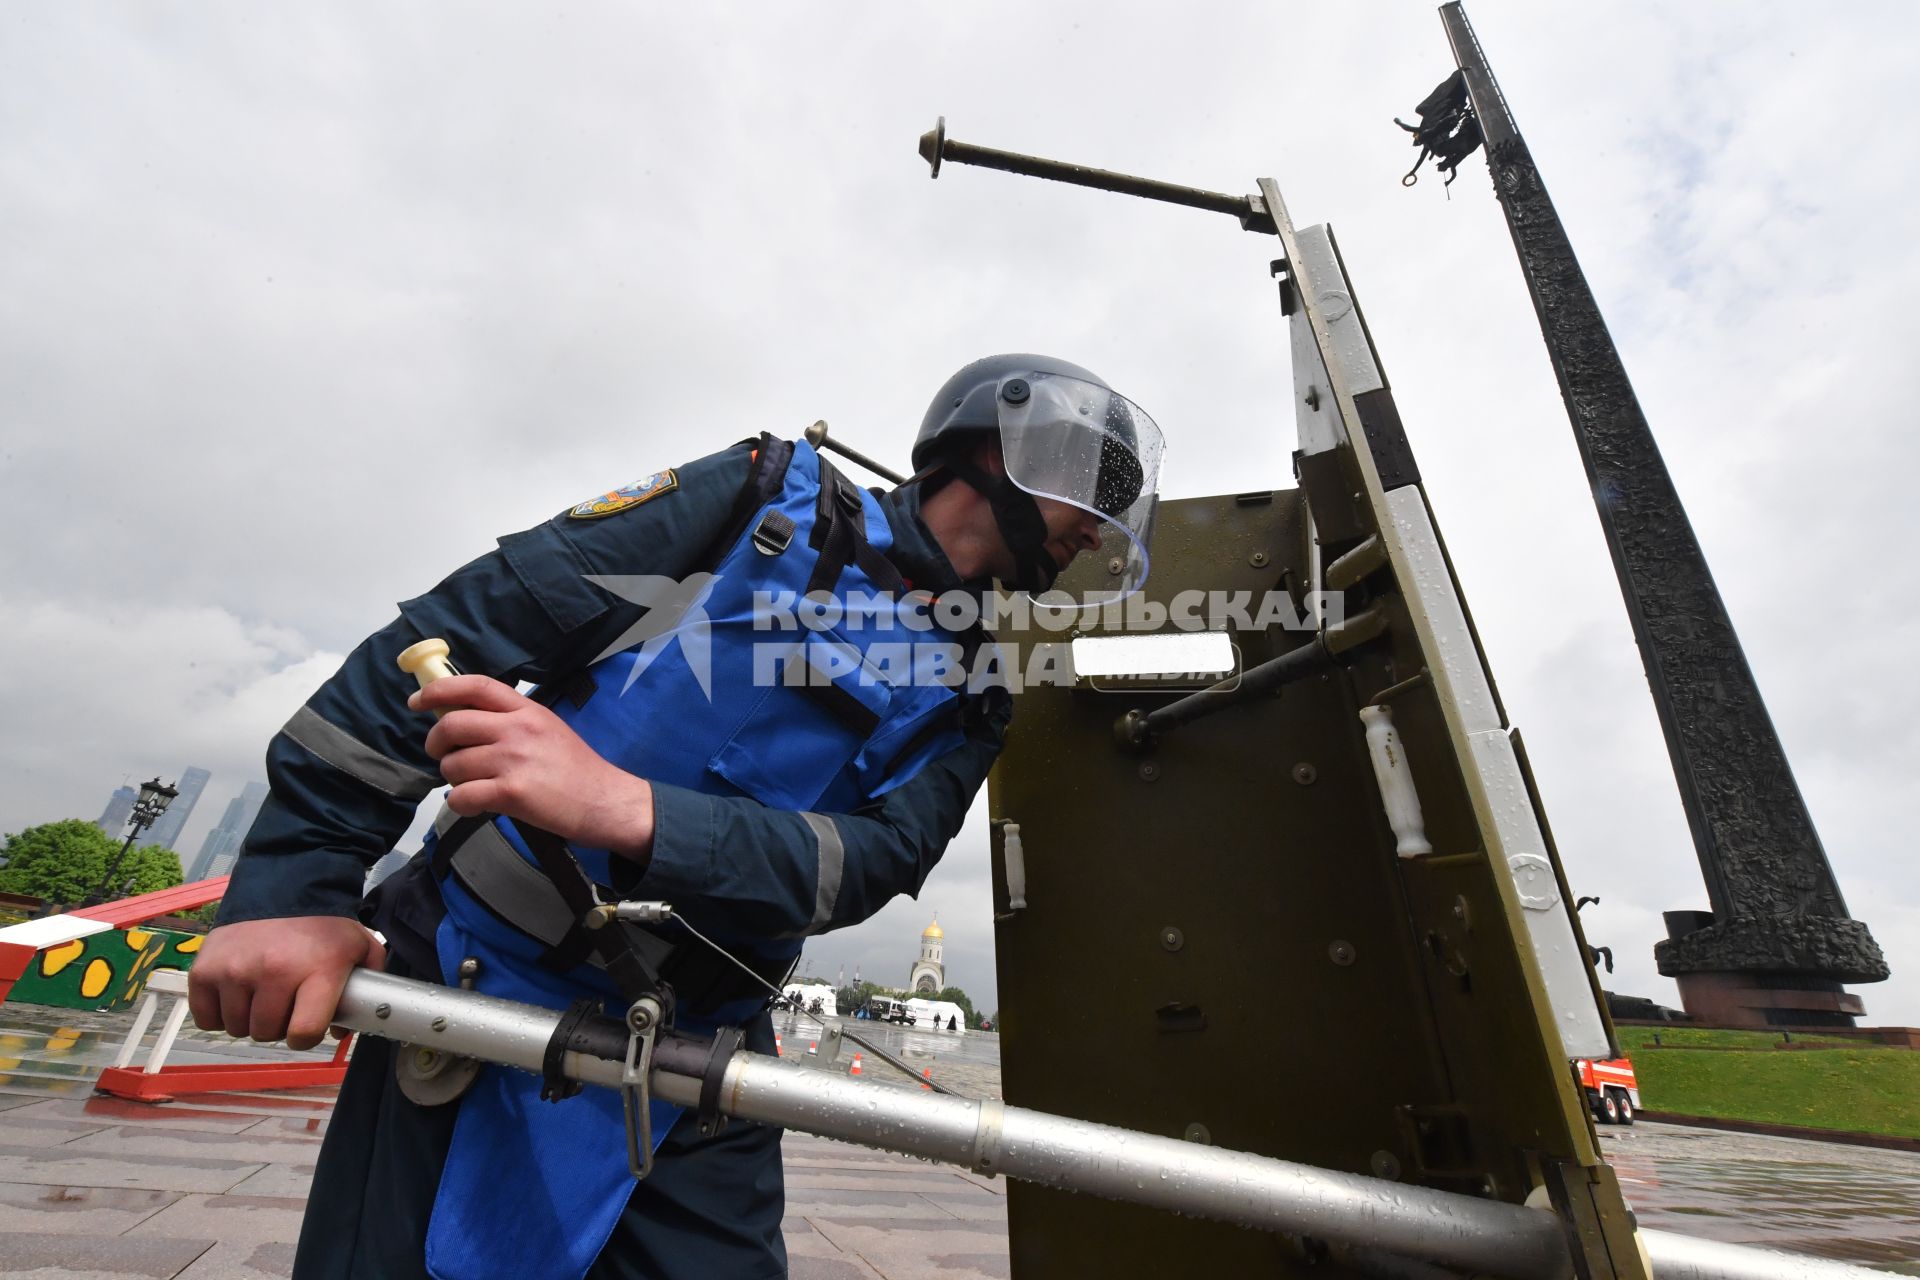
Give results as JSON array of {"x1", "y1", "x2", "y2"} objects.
[{"x1": 188, "y1": 355, "x2": 1163, "y2": 1280}]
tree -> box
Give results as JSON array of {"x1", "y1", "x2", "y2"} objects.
[{"x1": 0, "y1": 820, "x2": 184, "y2": 906}]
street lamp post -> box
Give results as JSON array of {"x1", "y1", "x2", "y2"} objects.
[{"x1": 84, "y1": 777, "x2": 178, "y2": 907}]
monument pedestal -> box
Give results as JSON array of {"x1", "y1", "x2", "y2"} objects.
[
  {"x1": 1657, "y1": 910, "x2": 1883, "y2": 1029},
  {"x1": 1670, "y1": 972, "x2": 1865, "y2": 1030}
]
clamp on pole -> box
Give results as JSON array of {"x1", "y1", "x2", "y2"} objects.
[{"x1": 621, "y1": 995, "x2": 665, "y2": 1180}]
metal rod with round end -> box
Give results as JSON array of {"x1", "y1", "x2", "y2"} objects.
[
  {"x1": 917, "y1": 116, "x2": 1277, "y2": 234},
  {"x1": 803, "y1": 420, "x2": 909, "y2": 486},
  {"x1": 324, "y1": 970, "x2": 1897, "y2": 1280}
]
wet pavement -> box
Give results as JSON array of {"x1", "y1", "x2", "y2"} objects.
[
  {"x1": 774, "y1": 1011, "x2": 1003, "y2": 1102},
  {"x1": 1, "y1": 998, "x2": 1916, "y2": 1277},
  {"x1": 1601, "y1": 1123, "x2": 1920, "y2": 1276}
]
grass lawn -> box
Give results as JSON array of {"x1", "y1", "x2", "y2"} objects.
[{"x1": 1616, "y1": 1027, "x2": 1920, "y2": 1139}]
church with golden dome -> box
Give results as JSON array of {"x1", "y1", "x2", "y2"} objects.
[{"x1": 907, "y1": 915, "x2": 945, "y2": 995}]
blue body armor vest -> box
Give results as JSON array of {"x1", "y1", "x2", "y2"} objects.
[{"x1": 421, "y1": 439, "x2": 968, "y2": 1280}]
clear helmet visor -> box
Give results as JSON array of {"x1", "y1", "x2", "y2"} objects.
[{"x1": 997, "y1": 371, "x2": 1164, "y2": 602}]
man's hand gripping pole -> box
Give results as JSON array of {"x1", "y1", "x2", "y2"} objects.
[{"x1": 396, "y1": 636, "x2": 671, "y2": 1178}]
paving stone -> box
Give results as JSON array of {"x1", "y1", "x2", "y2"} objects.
[
  {"x1": 790, "y1": 1188, "x2": 945, "y2": 1208},
  {"x1": 918, "y1": 1195, "x2": 1007, "y2": 1223},
  {"x1": 783, "y1": 1217, "x2": 832, "y2": 1242},
  {"x1": 784, "y1": 1188, "x2": 958, "y2": 1222},
  {"x1": 788, "y1": 1172, "x2": 996, "y2": 1196},
  {"x1": 785, "y1": 1150, "x2": 910, "y2": 1165},
  {"x1": 0, "y1": 1114, "x2": 119, "y2": 1145},
  {"x1": 0, "y1": 1094, "x2": 41, "y2": 1112},
  {"x1": 238, "y1": 1115, "x2": 328, "y2": 1140},
  {"x1": 0, "y1": 1078, "x2": 93, "y2": 1103},
  {"x1": 170, "y1": 1239, "x2": 299, "y2": 1280},
  {"x1": 222, "y1": 1163, "x2": 314, "y2": 1200},
  {"x1": 945, "y1": 1170, "x2": 1004, "y2": 1196},
  {"x1": 127, "y1": 1193, "x2": 308, "y2": 1246},
  {"x1": 177, "y1": 1090, "x2": 336, "y2": 1114},
  {"x1": 0, "y1": 1228, "x2": 212, "y2": 1277},
  {"x1": 904, "y1": 1176, "x2": 1001, "y2": 1201},
  {"x1": 0, "y1": 1182, "x2": 181, "y2": 1236},
  {"x1": 786, "y1": 1151, "x2": 928, "y2": 1167},
  {"x1": 802, "y1": 1218, "x2": 1010, "y2": 1280},
  {"x1": 789, "y1": 1256, "x2": 887, "y2": 1280},
  {"x1": 0, "y1": 1060, "x2": 110, "y2": 1081},
  {"x1": 922, "y1": 1252, "x2": 1011, "y2": 1279},
  {"x1": 0, "y1": 1143, "x2": 263, "y2": 1195},
  {"x1": 785, "y1": 1155, "x2": 940, "y2": 1174},
  {"x1": 807, "y1": 1215, "x2": 1008, "y2": 1252},
  {"x1": 9, "y1": 1099, "x2": 263, "y2": 1136},
  {"x1": 65, "y1": 1125, "x2": 324, "y2": 1169}
]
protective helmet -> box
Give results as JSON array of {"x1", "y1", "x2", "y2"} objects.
[{"x1": 913, "y1": 354, "x2": 1163, "y2": 599}]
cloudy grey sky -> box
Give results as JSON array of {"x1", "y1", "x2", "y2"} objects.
[{"x1": 2, "y1": 3, "x2": 1914, "y2": 1026}]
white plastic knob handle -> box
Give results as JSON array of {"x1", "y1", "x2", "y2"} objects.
[
  {"x1": 1359, "y1": 704, "x2": 1433, "y2": 859},
  {"x1": 397, "y1": 638, "x2": 458, "y2": 717}
]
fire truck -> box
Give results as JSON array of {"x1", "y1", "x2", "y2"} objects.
[{"x1": 1575, "y1": 1056, "x2": 1639, "y2": 1125}]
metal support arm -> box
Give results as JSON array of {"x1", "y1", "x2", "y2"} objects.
[
  {"x1": 329, "y1": 969, "x2": 1890, "y2": 1280},
  {"x1": 917, "y1": 116, "x2": 1277, "y2": 234}
]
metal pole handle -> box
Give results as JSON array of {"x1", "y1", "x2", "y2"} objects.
[{"x1": 326, "y1": 969, "x2": 1891, "y2": 1280}]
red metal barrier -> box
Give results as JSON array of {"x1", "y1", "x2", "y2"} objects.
[
  {"x1": 95, "y1": 1033, "x2": 353, "y2": 1102},
  {"x1": 92, "y1": 968, "x2": 353, "y2": 1102},
  {"x1": 72, "y1": 876, "x2": 230, "y2": 927}
]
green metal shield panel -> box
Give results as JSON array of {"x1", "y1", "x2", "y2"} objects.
[{"x1": 984, "y1": 180, "x2": 1642, "y2": 1279}]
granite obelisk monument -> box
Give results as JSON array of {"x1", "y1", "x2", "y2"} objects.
[{"x1": 1425, "y1": 4, "x2": 1888, "y2": 1026}]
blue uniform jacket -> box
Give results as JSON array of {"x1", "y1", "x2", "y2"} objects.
[{"x1": 217, "y1": 438, "x2": 1010, "y2": 951}]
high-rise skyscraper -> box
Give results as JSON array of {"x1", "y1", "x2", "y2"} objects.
[
  {"x1": 188, "y1": 799, "x2": 241, "y2": 881},
  {"x1": 138, "y1": 766, "x2": 211, "y2": 854},
  {"x1": 189, "y1": 780, "x2": 269, "y2": 880},
  {"x1": 96, "y1": 785, "x2": 137, "y2": 835}
]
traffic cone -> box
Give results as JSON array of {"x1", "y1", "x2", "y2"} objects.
[
  {"x1": 807, "y1": 1041, "x2": 817, "y2": 1056},
  {"x1": 775, "y1": 1035, "x2": 783, "y2": 1057},
  {"x1": 920, "y1": 1069, "x2": 933, "y2": 1091},
  {"x1": 850, "y1": 1053, "x2": 863, "y2": 1077}
]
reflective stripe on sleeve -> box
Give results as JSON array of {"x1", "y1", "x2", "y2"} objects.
[
  {"x1": 280, "y1": 706, "x2": 440, "y2": 802},
  {"x1": 799, "y1": 812, "x2": 845, "y2": 933}
]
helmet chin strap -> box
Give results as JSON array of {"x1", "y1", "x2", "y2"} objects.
[{"x1": 941, "y1": 457, "x2": 1061, "y2": 594}]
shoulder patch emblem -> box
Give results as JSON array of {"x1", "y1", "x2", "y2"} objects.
[{"x1": 569, "y1": 469, "x2": 679, "y2": 519}]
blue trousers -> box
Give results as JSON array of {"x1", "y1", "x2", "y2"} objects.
[{"x1": 292, "y1": 958, "x2": 787, "y2": 1280}]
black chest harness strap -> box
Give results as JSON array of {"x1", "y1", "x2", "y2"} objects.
[
  {"x1": 430, "y1": 812, "x2": 790, "y2": 1015},
  {"x1": 808, "y1": 457, "x2": 905, "y2": 598},
  {"x1": 432, "y1": 813, "x2": 668, "y2": 1005}
]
